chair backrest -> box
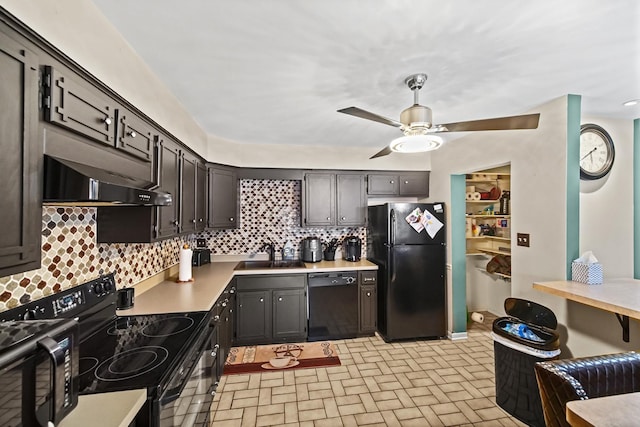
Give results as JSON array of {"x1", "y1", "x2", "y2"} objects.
[{"x1": 534, "y1": 352, "x2": 640, "y2": 427}]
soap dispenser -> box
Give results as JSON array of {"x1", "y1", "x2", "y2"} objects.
[{"x1": 282, "y1": 241, "x2": 295, "y2": 260}]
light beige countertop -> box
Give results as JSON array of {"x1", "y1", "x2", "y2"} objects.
[
  {"x1": 533, "y1": 279, "x2": 640, "y2": 320},
  {"x1": 59, "y1": 389, "x2": 147, "y2": 427},
  {"x1": 121, "y1": 259, "x2": 378, "y2": 316},
  {"x1": 566, "y1": 392, "x2": 640, "y2": 427}
]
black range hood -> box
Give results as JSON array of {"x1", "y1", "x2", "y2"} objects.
[{"x1": 43, "y1": 155, "x2": 172, "y2": 206}]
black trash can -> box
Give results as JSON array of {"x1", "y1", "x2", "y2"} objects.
[{"x1": 492, "y1": 298, "x2": 560, "y2": 427}]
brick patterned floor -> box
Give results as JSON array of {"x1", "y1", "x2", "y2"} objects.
[{"x1": 210, "y1": 312, "x2": 527, "y2": 426}]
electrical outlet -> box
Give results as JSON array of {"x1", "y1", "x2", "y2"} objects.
[{"x1": 517, "y1": 233, "x2": 530, "y2": 247}]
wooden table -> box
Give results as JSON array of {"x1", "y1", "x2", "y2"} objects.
[
  {"x1": 533, "y1": 279, "x2": 640, "y2": 342},
  {"x1": 566, "y1": 392, "x2": 640, "y2": 426}
]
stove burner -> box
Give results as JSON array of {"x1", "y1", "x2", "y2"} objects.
[
  {"x1": 79, "y1": 357, "x2": 99, "y2": 376},
  {"x1": 142, "y1": 316, "x2": 195, "y2": 338},
  {"x1": 95, "y1": 346, "x2": 169, "y2": 382}
]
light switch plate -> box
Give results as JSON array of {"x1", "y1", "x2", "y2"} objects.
[{"x1": 517, "y1": 233, "x2": 530, "y2": 247}]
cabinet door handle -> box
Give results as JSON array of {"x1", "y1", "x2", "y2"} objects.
[
  {"x1": 341, "y1": 217, "x2": 346, "y2": 221},
  {"x1": 326, "y1": 217, "x2": 331, "y2": 221},
  {"x1": 213, "y1": 315, "x2": 220, "y2": 322},
  {"x1": 192, "y1": 219, "x2": 197, "y2": 224},
  {"x1": 278, "y1": 297, "x2": 283, "y2": 302},
  {"x1": 229, "y1": 217, "x2": 234, "y2": 221},
  {"x1": 366, "y1": 292, "x2": 371, "y2": 297},
  {"x1": 390, "y1": 180, "x2": 394, "y2": 184},
  {"x1": 404, "y1": 180, "x2": 409, "y2": 184},
  {"x1": 259, "y1": 298, "x2": 264, "y2": 303},
  {"x1": 199, "y1": 218, "x2": 203, "y2": 222},
  {"x1": 127, "y1": 130, "x2": 137, "y2": 138},
  {"x1": 103, "y1": 117, "x2": 112, "y2": 125},
  {"x1": 172, "y1": 220, "x2": 179, "y2": 226}
]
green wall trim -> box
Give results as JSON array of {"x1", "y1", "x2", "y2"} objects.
[
  {"x1": 634, "y1": 119, "x2": 640, "y2": 279},
  {"x1": 566, "y1": 95, "x2": 581, "y2": 279},
  {"x1": 451, "y1": 174, "x2": 467, "y2": 333}
]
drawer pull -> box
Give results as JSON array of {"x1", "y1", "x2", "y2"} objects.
[
  {"x1": 127, "y1": 130, "x2": 137, "y2": 138},
  {"x1": 103, "y1": 117, "x2": 112, "y2": 125}
]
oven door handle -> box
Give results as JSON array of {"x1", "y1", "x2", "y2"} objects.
[
  {"x1": 37, "y1": 336, "x2": 66, "y2": 426},
  {"x1": 160, "y1": 327, "x2": 213, "y2": 406}
]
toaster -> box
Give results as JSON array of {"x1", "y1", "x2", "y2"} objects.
[{"x1": 192, "y1": 248, "x2": 211, "y2": 266}]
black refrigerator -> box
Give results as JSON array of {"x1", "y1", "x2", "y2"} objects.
[{"x1": 367, "y1": 202, "x2": 446, "y2": 341}]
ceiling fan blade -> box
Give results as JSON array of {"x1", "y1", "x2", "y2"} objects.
[
  {"x1": 338, "y1": 107, "x2": 403, "y2": 128},
  {"x1": 370, "y1": 145, "x2": 393, "y2": 159},
  {"x1": 435, "y1": 113, "x2": 540, "y2": 132}
]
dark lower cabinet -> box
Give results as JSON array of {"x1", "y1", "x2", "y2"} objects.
[
  {"x1": 211, "y1": 282, "x2": 235, "y2": 393},
  {"x1": 235, "y1": 275, "x2": 307, "y2": 346},
  {"x1": 272, "y1": 289, "x2": 306, "y2": 342},
  {"x1": 236, "y1": 290, "x2": 271, "y2": 344},
  {"x1": 358, "y1": 271, "x2": 377, "y2": 335},
  {"x1": 0, "y1": 27, "x2": 41, "y2": 277}
]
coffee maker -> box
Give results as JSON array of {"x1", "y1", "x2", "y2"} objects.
[{"x1": 342, "y1": 236, "x2": 362, "y2": 262}]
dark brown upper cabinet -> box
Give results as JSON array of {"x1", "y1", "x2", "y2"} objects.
[
  {"x1": 0, "y1": 28, "x2": 42, "y2": 277},
  {"x1": 302, "y1": 172, "x2": 366, "y2": 227},
  {"x1": 117, "y1": 106, "x2": 154, "y2": 162},
  {"x1": 195, "y1": 162, "x2": 207, "y2": 232},
  {"x1": 44, "y1": 65, "x2": 116, "y2": 147},
  {"x1": 155, "y1": 136, "x2": 181, "y2": 239},
  {"x1": 336, "y1": 174, "x2": 367, "y2": 226},
  {"x1": 180, "y1": 151, "x2": 198, "y2": 234},
  {"x1": 208, "y1": 166, "x2": 239, "y2": 229},
  {"x1": 367, "y1": 172, "x2": 429, "y2": 197}
]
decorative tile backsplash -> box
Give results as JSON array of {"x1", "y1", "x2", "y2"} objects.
[
  {"x1": 197, "y1": 180, "x2": 366, "y2": 258},
  {"x1": 0, "y1": 179, "x2": 366, "y2": 313},
  {"x1": 0, "y1": 207, "x2": 189, "y2": 312}
]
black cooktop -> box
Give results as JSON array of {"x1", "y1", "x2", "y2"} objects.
[{"x1": 79, "y1": 311, "x2": 208, "y2": 394}]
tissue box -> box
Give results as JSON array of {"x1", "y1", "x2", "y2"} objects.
[{"x1": 571, "y1": 262, "x2": 603, "y2": 285}]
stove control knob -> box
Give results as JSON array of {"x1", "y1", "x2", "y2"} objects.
[
  {"x1": 94, "y1": 282, "x2": 104, "y2": 294},
  {"x1": 103, "y1": 280, "x2": 114, "y2": 293},
  {"x1": 23, "y1": 309, "x2": 37, "y2": 320}
]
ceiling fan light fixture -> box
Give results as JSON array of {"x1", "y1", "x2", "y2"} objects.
[{"x1": 390, "y1": 134, "x2": 443, "y2": 153}]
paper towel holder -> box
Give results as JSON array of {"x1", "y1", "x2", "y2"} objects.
[{"x1": 176, "y1": 243, "x2": 195, "y2": 283}]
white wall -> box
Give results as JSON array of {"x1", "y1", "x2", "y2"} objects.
[
  {"x1": 207, "y1": 134, "x2": 432, "y2": 170},
  {"x1": 579, "y1": 117, "x2": 634, "y2": 277},
  {"x1": 429, "y1": 97, "x2": 640, "y2": 357},
  {"x1": 429, "y1": 96, "x2": 571, "y2": 349}
]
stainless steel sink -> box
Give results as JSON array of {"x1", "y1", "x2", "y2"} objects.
[{"x1": 234, "y1": 260, "x2": 306, "y2": 270}]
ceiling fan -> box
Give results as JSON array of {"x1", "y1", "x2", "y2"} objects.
[{"x1": 337, "y1": 73, "x2": 540, "y2": 159}]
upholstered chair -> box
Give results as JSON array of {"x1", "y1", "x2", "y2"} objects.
[{"x1": 534, "y1": 351, "x2": 640, "y2": 427}]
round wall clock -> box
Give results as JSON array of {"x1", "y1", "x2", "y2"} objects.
[{"x1": 579, "y1": 123, "x2": 615, "y2": 180}]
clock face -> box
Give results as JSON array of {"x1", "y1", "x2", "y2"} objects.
[{"x1": 579, "y1": 124, "x2": 614, "y2": 180}]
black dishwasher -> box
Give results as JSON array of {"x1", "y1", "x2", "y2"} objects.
[{"x1": 308, "y1": 272, "x2": 358, "y2": 341}]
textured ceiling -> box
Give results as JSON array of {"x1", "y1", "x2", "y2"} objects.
[{"x1": 92, "y1": 0, "x2": 639, "y2": 150}]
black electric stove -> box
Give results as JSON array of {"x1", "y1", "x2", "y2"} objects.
[
  {"x1": 0, "y1": 274, "x2": 213, "y2": 426},
  {"x1": 78, "y1": 311, "x2": 207, "y2": 394}
]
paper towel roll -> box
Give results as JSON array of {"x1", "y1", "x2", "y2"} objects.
[
  {"x1": 471, "y1": 312, "x2": 484, "y2": 323},
  {"x1": 178, "y1": 245, "x2": 193, "y2": 282},
  {"x1": 472, "y1": 192, "x2": 481, "y2": 201},
  {"x1": 466, "y1": 192, "x2": 474, "y2": 201}
]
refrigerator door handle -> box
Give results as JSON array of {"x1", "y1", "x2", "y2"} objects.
[{"x1": 390, "y1": 209, "x2": 396, "y2": 246}]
